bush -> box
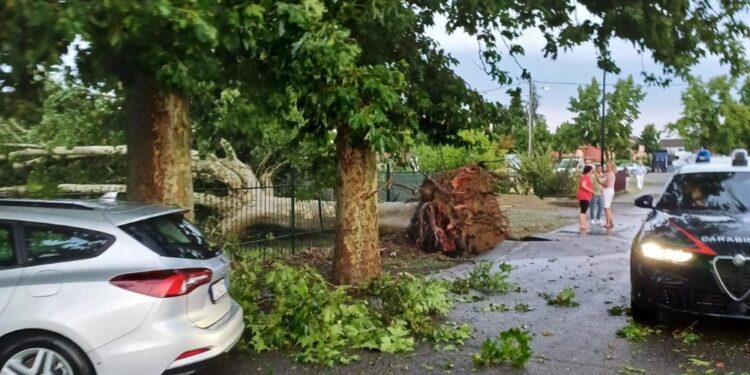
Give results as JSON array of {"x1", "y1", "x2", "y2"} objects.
[
  {"x1": 411, "y1": 130, "x2": 506, "y2": 171},
  {"x1": 551, "y1": 171, "x2": 578, "y2": 197},
  {"x1": 513, "y1": 152, "x2": 579, "y2": 198},
  {"x1": 513, "y1": 152, "x2": 555, "y2": 197}
]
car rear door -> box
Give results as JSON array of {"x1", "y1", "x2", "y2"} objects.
[
  {"x1": 0, "y1": 222, "x2": 22, "y2": 315},
  {"x1": 120, "y1": 214, "x2": 231, "y2": 328}
]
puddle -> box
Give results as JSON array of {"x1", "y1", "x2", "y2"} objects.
[{"x1": 519, "y1": 235, "x2": 555, "y2": 242}]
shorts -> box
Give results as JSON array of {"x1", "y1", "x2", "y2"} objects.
[
  {"x1": 603, "y1": 188, "x2": 615, "y2": 208},
  {"x1": 579, "y1": 200, "x2": 590, "y2": 214}
]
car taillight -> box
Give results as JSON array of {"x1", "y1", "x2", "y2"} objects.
[{"x1": 110, "y1": 268, "x2": 212, "y2": 298}]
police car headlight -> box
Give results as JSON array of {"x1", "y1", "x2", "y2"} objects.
[{"x1": 641, "y1": 242, "x2": 693, "y2": 263}]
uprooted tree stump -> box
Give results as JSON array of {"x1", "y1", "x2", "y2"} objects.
[{"x1": 408, "y1": 164, "x2": 510, "y2": 256}]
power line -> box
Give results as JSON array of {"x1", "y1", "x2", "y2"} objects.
[
  {"x1": 533, "y1": 79, "x2": 689, "y2": 88},
  {"x1": 478, "y1": 82, "x2": 523, "y2": 93}
]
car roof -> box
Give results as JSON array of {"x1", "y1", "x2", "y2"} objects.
[
  {"x1": 676, "y1": 156, "x2": 750, "y2": 174},
  {"x1": 0, "y1": 198, "x2": 184, "y2": 227}
]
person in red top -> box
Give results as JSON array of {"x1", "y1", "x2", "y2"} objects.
[{"x1": 577, "y1": 165, "x2": 595, "y2": 233}]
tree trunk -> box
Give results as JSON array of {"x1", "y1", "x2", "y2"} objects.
[
  {"x1": 124, "y1": 76, "x2": 194, "y2": 211},
  {"x1": 332, "y1": 127, "x2": 381, "y2": 285}
]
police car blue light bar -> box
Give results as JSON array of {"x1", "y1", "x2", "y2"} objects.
[{"x1": 695, "y1": 148, "x2": 712, "y2": 163}]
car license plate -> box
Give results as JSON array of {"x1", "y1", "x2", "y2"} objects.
[{"x1": 210, "y1": 278, "x2": 228, "y2": 303}]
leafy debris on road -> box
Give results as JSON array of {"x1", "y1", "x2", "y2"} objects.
[
  {"x1": 617, "y1": 366, "x2": 646, "y2": 374},
  {"x1": 430, "y1": 322, "x2": 473, "y2": 345},
  {"x1": 481, "y1": 303, "x2": 510, "y2": 313},
  {"x1": 472, "y1": 327, "x2": 533, "y2": 368},
  {"x1": 608, "y1": 305, "x2": 626, "y2": 316},
  {"x1": 514, "y1": 303, "x2": 533, "y2": 312},
  {"x1": 672, "y1": 323, "x2": 701, "y2": 344},
  {"x1": 541, "y1": 287, "x2": 579, "y2": 307},
  {"x1": 454, "y1": 293, "x2": 485, "y2": 303},
  {"x1": 616, "y1": 320, "x2": 661, "y2": 342},
  {"x1": 451, "y1": 261, "x2": 515, "y2": 301},
  {"x1": 231, "y1": 259, "x2": 476, "y2": 367}
]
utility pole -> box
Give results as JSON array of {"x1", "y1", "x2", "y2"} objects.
[
  {"x1": 600, "y1": 70, "x2": 606, "y2": 168},
  {"x1": 528, "y1": 77, "x2": 534, "y2": 156}
]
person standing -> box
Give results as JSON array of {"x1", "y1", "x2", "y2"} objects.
[
  {"x1": 589, "y1": 165, "x2": 604, "y2": 225},
  {"x1": 634, "y1": 163, "x2": 646, "y2": 190},
  {"x1": 602, "y1": 161, "x2": 617, "y2": 228},
  {"x1": 577, "y1": 165, "x2": 595, "y2": 233}
]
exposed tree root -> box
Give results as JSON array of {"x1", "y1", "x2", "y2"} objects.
[{"x1": 409, "y1": 164, "x2": 509, "y2": 256}]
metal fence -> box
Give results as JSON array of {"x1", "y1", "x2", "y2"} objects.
[
  {"x1": 1, "y1": 161, "x2": 501, "y2": 257},
  {"x1": 1, "y1": 178, "x2": 336, "y2": 258}
]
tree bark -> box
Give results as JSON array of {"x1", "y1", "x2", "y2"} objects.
[
  {"x1": 332, "y1": 127, "x2": 381, "y2": 285},
  {"x1": 124, "y1": 76, "x2": 194, "y2": 211}
]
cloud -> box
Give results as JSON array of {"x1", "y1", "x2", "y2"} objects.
[{"x1": 427, "y1": 10, "x2": 743, "y2": 134}]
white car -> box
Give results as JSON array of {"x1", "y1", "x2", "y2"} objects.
[{"x1": 0, "y1": 197, "x2": 244, "y2": 375}]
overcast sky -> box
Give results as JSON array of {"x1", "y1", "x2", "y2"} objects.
[{"x1": 426, "y1": 15, "x2": 740, "y2": 137}]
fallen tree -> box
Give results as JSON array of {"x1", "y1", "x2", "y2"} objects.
[
  {"x1": 409, "y1": 165, "x2": 509, "y2": 256},
  {"x1": 0, "y1": 140, "x2": 335, "y2": 237}
]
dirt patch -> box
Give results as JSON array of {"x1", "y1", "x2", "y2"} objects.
[
  {"x1": 275, "y1": 193, "x2": 577, "y2": 278},
  {"x1": 276, "y1": 232, "x2": 461, "y2": 278}
]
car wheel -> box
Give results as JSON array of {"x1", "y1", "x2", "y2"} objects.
[{"x1": 0, "y1": 332, "x2": 94, "y2": 375}]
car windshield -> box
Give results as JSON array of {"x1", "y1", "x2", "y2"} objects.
[
  {"x1": 656, "y1": 172, "x2": 750, "y2": 214},
  {"x1": 121, "y1": 214, "x2": 220, "y2": 260},
  {"x1": 559, "y1": 159, "x2": 578, "y2": 168}
]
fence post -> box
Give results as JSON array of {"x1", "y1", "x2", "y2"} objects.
[
  {"x1": 317, "y1": 195, "x2": 324, "y2": 231},
  {"x1": 386, "y1": 162, "x2": 392, "y2": 202},
  {"x1": 290, "y1": 169, "x2": 297, "y2": 254}
]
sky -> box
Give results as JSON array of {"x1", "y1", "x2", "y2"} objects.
[{"x1": 425, "y1": 15, "x2": 739, "y2": 137}]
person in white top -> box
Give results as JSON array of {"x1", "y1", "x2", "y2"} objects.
[
  {"x1": 599, "y1": 161, "x2": 617, "y2": 229},
  {"x1": 634, "y1": 163, "x2": 646, "y2": 190}
]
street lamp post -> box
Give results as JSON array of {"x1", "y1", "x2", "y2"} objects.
[
  {"x1": 528, "y1": 77, "x2": 533, "y2": 156},
  {"x1": 600, "y1": 70, "x2": 606, "y2": 168}
]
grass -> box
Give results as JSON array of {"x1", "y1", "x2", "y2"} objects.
[{"x1": 498, "y1": 195, "x2": 577, "y2": 238}]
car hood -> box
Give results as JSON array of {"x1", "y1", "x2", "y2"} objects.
[{"x1": 648, "y1": 211, "x2": 750, "y2": 255}]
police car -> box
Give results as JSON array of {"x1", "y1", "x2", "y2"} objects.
[{"x1": 631, "y1": 149, "x2": 750, "y2": 321}]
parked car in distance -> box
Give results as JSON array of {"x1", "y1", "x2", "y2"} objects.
[
  {"x1": 505, "y1": 153, "x2": 521, "y2": 172},
  {"x1": 556, "y1": 158, "x2": 584, "y2": 173},
  {"x1": 0, "y1": 195, "x2": 244, "y2": 375},
  {"x1": 631, "y1": 149, "x2": 750, "y2": 321}
]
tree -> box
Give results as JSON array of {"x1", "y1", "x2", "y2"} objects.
[
  {"x1": 668, "y1": 76, "x2": 750, "y2": 154},
  {"x1": 568, "y1": 78, "x2": 602, "y2": 147},
  {"x1": 567, "y1": 76, "x2": 644, "y2": 156},
  {"x1": 552, "y1": 122, "x2": 581, "y2": 155},
  {"x1": 4, "y1": 1, "x2": 750, "y2": 285},
  {"x1": 494, "y1": 87, "x2": 553, "y2": 154},
  {"x1": 639, "y1": 124, "x2": 661, "y2": 154},
  {"x1": 605, "y1": 76, "x2": 645, "y2": 155}
]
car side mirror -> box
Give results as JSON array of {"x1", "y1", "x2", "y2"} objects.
[{"x1": 634, "y1": 194, "x2": 654, "y2": 209}]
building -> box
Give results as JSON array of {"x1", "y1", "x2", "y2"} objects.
[
  {"x1": 659, "y1": 138, "x2": 686, "y2": 155},
  {"x1": 553, "y1": 145, "x2": 612, "y2": 163}
]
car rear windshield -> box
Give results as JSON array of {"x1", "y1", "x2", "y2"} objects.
[
  {"x1": 121, "y1": 214, "x2": 220, "y2": 260},
  {"x1": 657, "y1": 172, "x2": 750, "y2": 214}
]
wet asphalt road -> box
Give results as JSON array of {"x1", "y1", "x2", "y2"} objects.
[{"x1": 208, "y1": 174, "x2": 750, "y2": 375}]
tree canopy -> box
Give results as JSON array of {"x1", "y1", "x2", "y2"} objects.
[
  {"x1": 669, "y1": 76, "x2": 750, "y2": 154},
  {"x1": 638, "y1": 124, "x2": 661, "y2": 155},
  {"x1": 566, "y1": 76, "x2": 645, "y2": 156},
  {"x1": 4, "y1": 0, "x2": 750, "y2": 284}
]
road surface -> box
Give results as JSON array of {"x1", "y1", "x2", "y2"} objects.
[{"x1": 211, "y1": 173, "x2": 750, "y2": 374}]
